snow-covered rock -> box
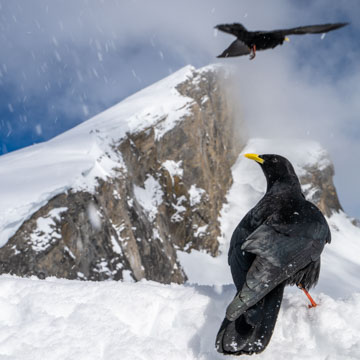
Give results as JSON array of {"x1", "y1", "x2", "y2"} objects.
[{"x1": 0, "y1": 64, "x2": 243, "y2": 282}]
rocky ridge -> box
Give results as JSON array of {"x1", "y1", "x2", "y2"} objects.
[{"x1": 0, "y1": 65, "x2": 244, "y2": 282}]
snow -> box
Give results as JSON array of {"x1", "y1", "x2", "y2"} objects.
[
  {"x1": 189, "y1": 184, "x2": 206, "y2": 207},
  {"x1": 318, "y1": 212, "x2": 360, "y2": 297},
  {"x1": 0, "y1": 65, "x2": 197, "y2": 247},
  {"x1": 177, "y1": 249, "x2": 232, "y2": 286},
  {"x1": 171, "y1": 195, "x2": 187, "y2": 223},
  {"x1": 111, "y1": 236, "x2": 123, "y2": 255},
  {"x1": 194, "y1": 224, "x2": 208, "y2": 238},
  {"x1": 162, "y1": 160, "x2": 183, "y2": 185},
  {"x1": 0, "y1": 276, "x2": 360, "y2": 360},
  {"x1": 133, "y1": 175, "x2": 164, "y2": 222},
  {"x1": 29, "y1": 207, "x2": 67, "y2": 252}
]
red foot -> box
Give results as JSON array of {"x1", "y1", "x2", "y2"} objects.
[
  {"x1": 249, "y1": 45, "x2": 256, "y2": 60},
  {"x1": 298, "y1": 284, "x2": 317, "y2": 308}
]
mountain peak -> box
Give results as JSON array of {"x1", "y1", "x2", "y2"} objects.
[{"x1": 0, "y1": 64, "x2": 224, "y2": 247}]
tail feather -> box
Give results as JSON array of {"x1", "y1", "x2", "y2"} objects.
[{"x1": 216, "y1": 283, "x2": 285, "y2": 355}]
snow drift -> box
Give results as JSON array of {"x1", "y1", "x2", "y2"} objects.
[{"x1": 0, "y1": 276, "x2": 360, "y2": 360}]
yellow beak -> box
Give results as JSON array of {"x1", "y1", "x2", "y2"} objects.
[
  {"x1": 284, "y1": 37, "x2": 290, "y2": 42},
  {"x1": 244, "y1": 153, "x2": 264, "y2": 164}
]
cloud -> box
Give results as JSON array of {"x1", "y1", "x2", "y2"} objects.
[{"x1": 225, "y1": 31, "x2": 360, "y2": 217}]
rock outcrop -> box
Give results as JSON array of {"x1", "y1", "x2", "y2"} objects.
[{"x1": 300, "y1": 162, "x2": 343, "y2": 217}]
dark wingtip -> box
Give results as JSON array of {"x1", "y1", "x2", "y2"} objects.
[
  {"x1": 331, "y1": 22, "x2": 350, "y2": 31},
  {"x1": 216, "y1": 51, "x2": 229, "y2": 58}
]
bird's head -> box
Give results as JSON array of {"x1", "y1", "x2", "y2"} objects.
[{"x1": 244, "y1": 153, "x2": 301, "y2": 192}]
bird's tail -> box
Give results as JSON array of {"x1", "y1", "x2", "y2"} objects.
[{"x1": 215, "y1": 283, "x2": 285, "y2": 355}]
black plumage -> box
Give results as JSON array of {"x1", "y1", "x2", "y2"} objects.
[
  {"x1": 215, "y1": 22, "x2": 348, "y2": 59},
  {"x1": 215, "y1": 153, "x2": 331, "y2": 355}
]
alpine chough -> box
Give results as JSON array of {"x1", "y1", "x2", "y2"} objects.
[
  {"x1": 215, "y1": 22, "x2": 348, "y2": 59},
  {"x1": 215, "y1": 153, "x2": 331, "y2": 355}
]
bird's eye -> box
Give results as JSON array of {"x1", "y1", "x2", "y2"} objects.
[{"x1": 272, "y1": 158, "x2": 278, "y2": 163}]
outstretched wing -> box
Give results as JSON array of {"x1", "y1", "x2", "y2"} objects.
[
  {"x1": 274, "y1": 22, "x2": 348, "y2": 36},
  {"x1": 217, "y1": 39, "x2": 251, "y2": 58},
  {"x1": 226, "y1": 222, "x2": 326, "y2": 321}
]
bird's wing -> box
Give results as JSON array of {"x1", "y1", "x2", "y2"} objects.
[
  {"x1": 274, "y1": 22, "x2": 348, "y2": 36},
  {"x1": 226, "y1": 222, "x2": 325, "y2": 321},
  {"x1": 217, "y1": 39, "x2": 251, "y2": 58},
  {"x1": 228, "y1": 209, "x2": 260, "y2": 290}
]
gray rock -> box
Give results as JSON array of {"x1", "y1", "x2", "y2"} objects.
[{"x1": 300, "y1": 162, "x2": 342, "y2": 217}]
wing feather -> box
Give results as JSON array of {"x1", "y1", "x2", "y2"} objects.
[
  {"x1": 226, "y1": 223, "x2": 324, "y2": 321},
  {"x1": 274, "y1": 22, "x2": 348, "y2": 36},
  {"x1": 217, "y1": 39, "x2": 250, "y2": 58}
]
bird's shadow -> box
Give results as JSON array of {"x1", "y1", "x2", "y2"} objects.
[{"x1": 185, "y1": 283, "x2": 236, "y2": 359}]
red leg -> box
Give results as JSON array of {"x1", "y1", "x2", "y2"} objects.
[
  {"x1": 249, "y1": 45, "x2": 256, "y2": 60},
  {"x1": 298, "y1": 284, "x2": 317, "y2": 308}
]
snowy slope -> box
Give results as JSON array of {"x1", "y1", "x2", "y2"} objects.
[
  {"x1": 0, "y1": 276, "x2": 360, "y2": 360},
  {"x1": 0, "y1": 65, "x2": 201, "y2": 247}
]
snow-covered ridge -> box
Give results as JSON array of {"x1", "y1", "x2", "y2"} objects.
[
  {"x1": 0, "y1": 275, "x2": 359, "y2": 360},
  {"x1": 0, "y1": 65, "x2": 211, "y2": 247}
]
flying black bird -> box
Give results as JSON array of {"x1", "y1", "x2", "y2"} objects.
[
  {"x1": 215, "y1": 22, "x2": 348, "y2": 59},
  {"x1": 215, "y1": 153, "x2": 331, "y2": 356}
]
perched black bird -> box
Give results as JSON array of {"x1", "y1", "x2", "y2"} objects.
[
  {"x1": 215, "y1": 22, "x2": 348, "y2": 59},
  {"x1": 215, "y1": 153, "x2": 331, "y2": 355}
]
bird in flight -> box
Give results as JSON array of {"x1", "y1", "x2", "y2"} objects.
[
  {"x1": 215, "y1": 22, "x2": 348, "y2": 59},
  {"x1": 215, "y1": 153, "x2": 331, "y2": 356}
]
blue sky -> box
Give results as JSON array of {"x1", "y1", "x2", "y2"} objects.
[{"x1": 0, "y1": 0, "x2": 359, "y2": 217}]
